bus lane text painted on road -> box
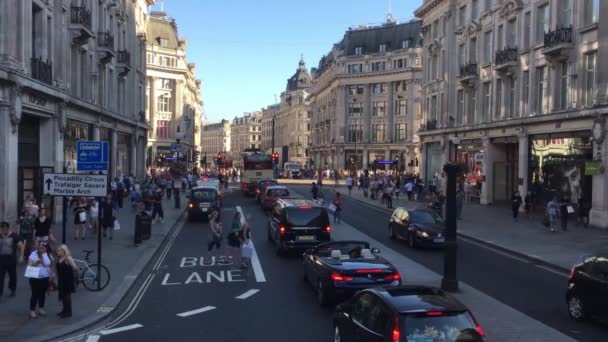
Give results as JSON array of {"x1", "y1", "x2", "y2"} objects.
[{"x1": 161, "y1": 256, "x2": 248, "y2": 285}]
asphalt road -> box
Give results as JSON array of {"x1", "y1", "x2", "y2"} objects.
[
  {"x1": 88, "y1": 190, "x2": 334, "y2": 342},
  {"x1": 288, "y1": 184, "x2": 608, "y2": 342}
]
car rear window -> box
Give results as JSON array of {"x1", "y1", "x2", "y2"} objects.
[
  {"x1": 286, "y1": 207, "x2": 328, "y2": 227},
  {"x1": 268, "y1": 188, "x2": 289, "y2": 197},
  {"x1": 402, "y1": 311, "x2": 480, "y2": 342},
  {"x1": 410, "y1": 210, "x2": 443, "y2": 225},
  {"x1": 259, "y1": 180, "x2": 278, "y2": 189},
  {"x1": 192, "y1": 190, "x2": 216, "y2": 201}
]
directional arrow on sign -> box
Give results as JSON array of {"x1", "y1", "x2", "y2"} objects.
[{"x1": 45, "y1": 178, "x2": 52, "y2": 191}]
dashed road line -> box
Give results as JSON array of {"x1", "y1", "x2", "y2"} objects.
[
  {"x1": 235, "y1": 289, "x2": 260, "y2": 299},
  {"x1": 176, "y1": 306, "x2": 216, "y2": 318},
  {"x1": 99, "y1": 324, "x2": 143, "y2": 336},
  {"x1": 85, "y1": 336, "x2": 100, "y2": 342}
]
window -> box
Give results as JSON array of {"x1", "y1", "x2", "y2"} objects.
[
  {"x1": 430, "y1": 96, "x2": 437, "y2": 121},
  {"x1": 537, "y1": 4, "x2": 549, "y2": 44},
  {"x1": 459, "y1": 5, "x2": 466, "y2": 27},
  {"x1": 348, "y1": 85, "x2": 364, "y2": 95},
  {"x1": 483, "y1": 31, "x2": 493, "y2": 64},
  {"x1": 432, "y1": 20, "x2": 439, "y2": 38},
  {"x1": 458, "y1": 44, "x2": 465, "y2": 66},
  {"x1": 355, "y1": 46, "x2": 363, "y2": 55},
  {"x1": 559, "y1": 62, "x2": 568, "y2": 110},
  {"x1": 402, "y1": 40, "x2": 410, "y2": 49},
  {"x1": 457, "y1": 89, "x2": 465, "y2": 125},
  {"x1": 497, "y1": 25, "x2": 503, "y2": 50},
  {"x1": 522, "y1": 70, "x2": 530, "y2": 114},
  {"x1": 469, "y1": 38, "x2": 477, "y2": 63},
  {"x1": 393, "y1": 58, "x2": 406, "y2": 69},
  {"x1": 348, "y1": 103, "x2": 363, "y2": 117},
  {"x1": 348, "y1": 64, "x2": 363, "y2": 73},
  {"x1": 156, "y1": 120, "x2": 171, "y2": 139},
  {"x1": 371, "y1": 61, "x2": 385, "y2": 72},
  {"x1": 482, "y1": 82, "x2": 491, "y2": 122},
  {"x1": 372, "y1": 83, "x2": 386, "y2": 94},
  {"x1": 507, "y1": 19, "x2": 516, "y2": 47},
  {"x1": 161, "y1": 79, "x2": 172, "y2": 89},
  {"x1": 495, "y1": 79, "x2": 502, "y2": 119},
  {"x1": 485, "y1": 0, "x2": 492, "y2": 12},
  {"x1": 471, "y1": 0, "x2": 479, "y2": 20},
  {"x1": 585, "y1": 52, "x2": 597, "y2": 107},
  {"x1": 395, "y1": 100, "x2": 407, "y2": 115},
  {"x1": 508, "y1": 77, "x2": 516, "y2": 118},
  {"x1": 431, "y1": 54, "x2": 438, "y2": 79},
  {"x1": 160, "y1": 38, "x2": 168, "y2": 47},
  {"x1": 372, "y1": 102, "x2": 386, "y2": 116},
  {"x1": 348, "y1": 124, "x2": 363, "y2": 142},
  {"x1": 372, "y1": 124, "x2": 385, "y2": 142},
  {"x1": 523, "y1": 12, "x2": 531, "y2": 49},
  {"x1": 468, "y1": 89, "x2": 476, "y2": 124},
  {"x1": 395, "y1": 124, "x2": 407, "y2": 142},
  {"x1": 396, "y1": 81, "x2": 408, "y2": 92},
  {"x1": 536, "y1": 66, "x2": 547, "y2": 114},
  {"x1": 583, "y1": 0, "x2": 599, "y2": 26},
  {"x1": 379, "y1": 44, "x2": 387, "y2": 53},
  {"x1": 158, "y1": 95, "x2": 170, "y2": 112},
  {"x1": 560, "y1": 0, "x2": 572, "y2": 26}
]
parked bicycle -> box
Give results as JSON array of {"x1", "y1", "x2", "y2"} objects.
[{"x1": 73, "y1": 250, "x2": 111, "y2": 291}]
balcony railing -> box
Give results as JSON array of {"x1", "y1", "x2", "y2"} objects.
[
  {"x1": 30, "y1": 57, "x2": 53, "y2": 85},
  {"x1": 544, "y1": 26, "x2": 573, "y2": 48},
  {"x1": 117, "y1": 50, "x2": 131, "y2": 66},
  {"x1": 459, "y1": 63, "x2": 478, "y2": 78},
  {"x1": 495, "y1": 46, "x2": 518, "y2": 65},
  {"x1": 97, "y1": 31, "x2": 115, "y2": 50},
  {"x1": 421, "y1": 119, "x2": 438, "y2": 131},
  {"x1": 70, "y1": 6, "x2": 91, "y2": 30}
]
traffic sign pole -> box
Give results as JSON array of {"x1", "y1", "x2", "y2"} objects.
[
  {"x1": 97, "y1": 208, "x2": 102, "y2": 291},
  {"x1": 62, "y1": 167, "x2": 67, "y2": 244}
]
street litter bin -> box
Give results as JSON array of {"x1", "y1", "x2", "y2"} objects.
[{"x1": 135, "y1": 211, "x2": 152, "y2": 245}]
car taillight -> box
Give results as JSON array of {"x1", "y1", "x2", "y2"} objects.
[
  {"x1": 425, "y1": 311, "x2": 444, "y2": 316},
  {"x1": 384, "y1": 273, "x2": 401, "y2": 281},
  {"x1": 299, "y1": 205, "x2": 312, "y2": 209},
  {"x1": 243, "y1": 183, "x2": 249, "y2": 189},
  {"x1": 356, "y1": 269, "x2": 383, "y2": 273},
  {"x1": 188, "y1": 203, "x2": 193, "y2": 208},
  {"x1": 392, "y1": 316, "x2": 400, "y2": 342},
  {"x1": 325, "y1": 225, "x2": 331, "y2": 233},
  {"x1": 279, "y1": 226, "x2": 286, "y2": 234},
  {"x1": 475, "y1": 324, "x2": 485, "y2": 337},
  {"x1": 331, "y1": 272, "x2": 354, "y2": 282}
]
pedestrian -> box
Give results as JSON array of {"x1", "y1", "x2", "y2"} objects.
[
  {"x1": 524, "y1": 191, "x2": 532, "y2": 217},
  {"x1": 0, "y1": 221, "x2": 24, "y2": 298},
  {"x1": 116, "y1": 179, "x2": 125, "y2": 209},
  {"x1": 18, "y1": 199, "x2": 38, "y2": 257},
  {"x1": 311, "y1": 182, "x2": 319, "y2": 200},
  {"x1": 546, "y1": 197, "x2": 558, "y2": 232},
  {"x1": 394, "y1": 177, "x2": 401, "y2": 199},
  {"x1": 88, "y1": 199, "x2": 99, "y2": 237},
  {"x1": 334, "y1": 170, "x2": 339, "y2": 187},
  {"x1": 74, "y1": 198, "x2": 87, "y2": 240},
  {"x1": 577, "y1": 197, "x2": 590, "y2": 228},
  {"x1": 332, "y1": 192, "x2": 343, "y2": 224},
  {"x1": 151, "y1": 189, "x2": 164, "y2": 224},
  {"x1": 511, "y1": 190, "x2": 522, "y2": 221},
  {"x1": 559, "y1": 197, "x2": 571, "y2": 232},
  {"x1": 26, "y1": 242, "x2": 53, "y2": 319},
  {"x1": 54, "y1": 244, "x2": 77, "y2": 318},
  {"x1": 456, "y1": 185, "x2": 464, "y2": 220},
  {"x1": 166, "y1": 178, "x2": 173, "y2": 200},
  {"x1": 239, "y1": 215, "x2": 252, "y2": 269},
  {"x1": 33, "y1": 208, "x2": 52, "y2": 247},
  {"x1": 130, "y1": 186, "x2": 141, "y2": 213},
  {"x1": 100, "y1": 194, "x2": 116, "y2": 240},
  {"x1": 464, "y1": 182, "x2": 472, "y2": 204},
  {"x1": 207, "y1": 210, "x2": 222, "y2": 252},
  {"x1": 384, "y1": 183, "x2": 393, "y2": 209},
  {"x1": 406, "y1": 180, "x2": 414, "y2": 201},
  {"x1": 346, "y1": 174, "x2": 353, "y2": 196}
]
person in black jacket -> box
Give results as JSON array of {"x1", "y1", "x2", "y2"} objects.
[{"x1": 512, "y1": 191, "x2": 523, "y2": 221}]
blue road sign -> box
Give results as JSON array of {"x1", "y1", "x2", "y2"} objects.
[
  {"x1": 171, "y1": 144, "x2": 181, "y2": 152},
  {"x1": 77, "y1": 141, "x2": 109, "y2": 171},
  {"x1": 376, "y1": 160, "x2": 396, "y2": 165}
]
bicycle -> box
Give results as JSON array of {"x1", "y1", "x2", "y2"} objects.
[{"x1": 73, "y1": 250, "x2": 111, "y2": 291}]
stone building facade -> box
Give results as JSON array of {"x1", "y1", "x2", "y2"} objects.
[
  {"x1": 145, "y1": 11, "x2": 202, "y2": 169},
  {"x1": 200, "y1": 119, "x2": 231, "y2": 169},
  {"x1": 0, "y1": 0, "x2": 152, "y2": 223},
  {"x1": 309, "y1": 20, "x2": 424, "y2": 173},
  {"x1": 261, "y1": 104, "x2": 279, "y2": 155},
  {"x1": 230, "y1": 112, "x2": 263, "y2": 166},
  {"x1": 415, "y1": 0, "x2": 608, "y2": 227}
]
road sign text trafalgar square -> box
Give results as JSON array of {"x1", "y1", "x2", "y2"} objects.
[
  {"x1": 77, "y1": 141, "x2": 109, "y2": 171},
  {"x1": 43, "y1": 174, "x2": 108, "y2": 197}
]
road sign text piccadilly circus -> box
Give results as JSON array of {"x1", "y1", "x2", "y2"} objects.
[{"x1": 44, "y1": 174, "x2": 107, "y2": 196}]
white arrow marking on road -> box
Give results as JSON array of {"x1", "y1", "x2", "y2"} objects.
[
  {"x1": 99, "y1": 324, "x2": 143, "y2": 335},
  {"x1": 235, "y1": 289, "x2": 260, "y2": 299},
  {"x1": 85, "y1": 336, "x2": 100, "y2": 342},
  {"x1": 176, "y1": 305, "x2": 216, "y2": 317}
]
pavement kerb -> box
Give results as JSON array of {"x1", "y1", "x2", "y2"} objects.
[
  {"x1": 317, "y1": 186, "x2": 572, "y2": 276},
  {"x1": 36, "y1": 209, "x2": 187, "y2": 342}
]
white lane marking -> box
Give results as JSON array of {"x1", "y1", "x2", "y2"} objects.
[
  {"x1": 176, "y1": 306, "x2": 216, "y2": 317},
  {"x1": 235, "y1": 289, "x2": 260, "y2": 299},
  {"x1": 236, "y1": 206, "x2": 267, "y2": 283},
  {"x1": 99, "y1": 324, "x2": 143, "y2": 336},
  {"x1": 535, "y1": 264, "x2": 569, "y2": 278},
  {"x1": 85, "y1": 336, "x2": 100, "y2": 342}
]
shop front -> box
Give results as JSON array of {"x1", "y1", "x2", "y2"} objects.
[
  {"x1": 424, "y1": 142, "x2": 443, "y2": 183},
  {"x1": 116, "y1": 132, "x2": 131, "y2": 177},
  {"x1": 529, "y1": 132, "x2": 593, "y2": 206},
  {"x1": 454, "y1": 139, "x2": 484, "y2": 188},
  {"x1": 64, "y1": 120, "x2": 92, "y2": 173}
]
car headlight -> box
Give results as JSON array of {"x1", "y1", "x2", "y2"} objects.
[{"x1": 416, "y1": 230, "x2": 429, "y2": 238}]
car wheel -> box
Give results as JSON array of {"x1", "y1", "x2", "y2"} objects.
[
  {"x1": 317, "y1": 280, "x2": 328, "y2": 306},
  {"x1": 568, "y1": 295, "x2": 586, "y2": 320},
  {"x1": 334, "y1": 326, "x2": 341, "y2": 342},
  {"x1": 408, "y1": 233, "x2": 416, "y2": 248},
  {"x1": 389, "y1": 224, "x2": 396, "y2": 239}
]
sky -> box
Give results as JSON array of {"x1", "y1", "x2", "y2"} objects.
[{"x1": 151, "y1": 0, "x2": 423, "y2": 123}]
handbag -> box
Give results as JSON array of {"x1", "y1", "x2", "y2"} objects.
[
  {"x1": 567, "y1": 205, "x2": 575, "y2": 214},
  {"x1": 24, "y1": 266, "x2": 42, "y2": 278},
  {"x1": 241, "y1": 240, "x2": 254, "y2": 258},
  {"x1": 328, "y1": 203, "x2": 337, "y2": 212},
  {"x1": 79, "y1": 211, "x2": 87, "y2": 223},
  {"x1": 113, "y1": 219, "x2": 121, "y2": 230}
]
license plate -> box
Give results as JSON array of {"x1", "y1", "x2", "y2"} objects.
[
  {"x1": 434, "y1": 237, "x2": 445, "y2": 243},
  {"x1": 297, "y1": 236, "x2": 315, "y2": 241}
]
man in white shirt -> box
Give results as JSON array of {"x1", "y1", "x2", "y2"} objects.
[
  {"x1": 406, "y1": 181, "x2": 414, "y2": 201},
  {"x1": 345, "y1": 175, "x2": 354, "y2": 196}
]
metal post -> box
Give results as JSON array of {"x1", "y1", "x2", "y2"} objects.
[
  {"x1": 272, "y1": 117, "x2": 276, "y2": 178},
  {"x1": 62, "y1": 166, "x2": 67, "y2": 244},
  {"x1": 97, "y1": 197, "x2": 102, "y2": 291},
  {"x1": 441, "y1": 163, "x2": 460, "y2": 292}
]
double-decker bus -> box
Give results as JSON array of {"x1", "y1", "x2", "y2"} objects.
[{"x1": 240, "y1": 154, "x2": 274, "y2": 195}]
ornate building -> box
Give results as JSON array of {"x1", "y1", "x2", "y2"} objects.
[
  {"x1": 230, "y1": 112, "x2": 263, "y2": 166},
  {"x1": 200, "y1": 119, "x2": 231, "y2": 169},
  {"x1": 145, "y1": 10, "x2": 203, "y2": 169},
  {"x1": 309, "y1": 19, "x2": 424, "y2": 173},
  {"x1": 415, "y1": 0, "x2": 608, "y2": 227},
  {"x1": 0, "y1": 0, "x2": 152, "y2": 223}
]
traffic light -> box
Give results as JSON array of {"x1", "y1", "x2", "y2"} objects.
[
  {"x1": 272, "y1": 152, "x2": 279, "y2": 164},
  {"x1": 216, "y1": 153, "x2": 223, "y2": 166}
]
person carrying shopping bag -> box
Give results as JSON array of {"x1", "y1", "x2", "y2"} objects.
[
  {"x1": 25, "y1": 242, "x2": 54, "y2": 319},
  {"x1": 239, "y1": 216, "x2": 253, "y2": 269}
]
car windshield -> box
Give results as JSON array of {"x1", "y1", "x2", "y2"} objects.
[
  {"x1": 314, "y1": 242, "x2": 369, "y2": 257},
  {"x1": 259, "y1": 180, "x2": 277, "y2": 189},
  {"x1": 286, "y1": 207, "x2": 328, "y2": 227},
  {"x1": 268, "y1": 188, "x2": 289, "y2": 197},
  {"x1": 191, "y1": 189, "x2": 216, "y2": 201},
  {"x1": 287, "y1": 164, "x2": 300, "y2": 170},
  {"x1": 402, "y1": 311, "x2": 480, "y2": 342},
  {"x1": 410, "y1": 211, "x2": 442, "y2": 225}
]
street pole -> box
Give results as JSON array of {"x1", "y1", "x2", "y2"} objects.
[
  {"x1": 441, "y1": 163, "x2": 460, "y2": 292},
  {"x1": 62, "y1": 165, "x2": 67, "y2": 244},
  {"x1": 97, "y1": 195, "x2": 102, "y2": 291},
  {"x1": 272, "y1": 117, "x2": 276, "y2": 178}
]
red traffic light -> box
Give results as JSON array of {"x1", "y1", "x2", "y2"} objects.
[{"x1": 217, "y1": 153, "x2": 223, "y2": 160}]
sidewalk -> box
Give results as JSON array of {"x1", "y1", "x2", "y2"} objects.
[
  {"x1": 323, "y1": 185, "x2": 608, "y2": 273},
  {"x1": 0, "y1": 194, "x2": 185, "y2": 341}
]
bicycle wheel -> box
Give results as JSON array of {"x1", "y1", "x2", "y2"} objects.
[{"x1": 81, "y1": 264, "x2": 111, "y2": 291}]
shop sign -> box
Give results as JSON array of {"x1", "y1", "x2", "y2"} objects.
[
  {"x1": 585, "y1": 161, "x2": 601, "y2": 176},
  {"x1": 27, "y1": 93, "x2": 47, "y2": 107},
  {"x1": 474, "y1": 153, "x2": 484, "y2": 163}
]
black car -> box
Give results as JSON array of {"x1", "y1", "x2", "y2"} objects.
[
  {"x1": 334, "y1": 286, "x2": 485, "y2": 342},
  {"x1": 303, "y1": 241, "x2": 401, "y2": 306},
  {"x1": 267, "y1": 198, "x2": 331, "y2": 255},
  {"x1": 255, "y1": 179, "x2": 278, "y2": 202},
  {"x1": 389, "y1": 207, "x2": 445, "y2": 248},
  {"x1": 187, "y1": 186, "x2": 221, "y2": 221},
  {"x1": 566, "y1": 255, "x2": 608, "y2": 322}
]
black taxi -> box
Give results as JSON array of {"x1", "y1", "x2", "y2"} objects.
[{"x1": 187, "y1": 185, "x2": 221, "y2": 221}]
